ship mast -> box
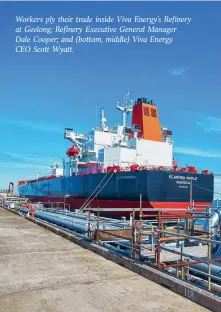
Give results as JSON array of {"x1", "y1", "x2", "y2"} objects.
[
  {"x1": 100, "y1": 108, "x2": 108, "y2": 131},
  {"x1": 116, "y1": 91, "x2": 133, "y2": 127},
  {"x1": 36, "y1": 170, "x2": 39, "y2": 179}
]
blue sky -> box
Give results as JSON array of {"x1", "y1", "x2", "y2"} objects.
[{"x1": 0, "y1": 1, "x2": 221, "y2": 198}]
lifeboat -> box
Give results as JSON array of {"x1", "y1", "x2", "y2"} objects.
[{"x1": 66, "y1": 145, "x2": 79, "y2": 157}]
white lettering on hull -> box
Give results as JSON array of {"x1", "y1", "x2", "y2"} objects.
[
  {"x1": 168, "y1": 174, "x2": 197, "y2": 189},
  {"x1": 169, "y1": 175, "x2": 197, "y2": 181}
]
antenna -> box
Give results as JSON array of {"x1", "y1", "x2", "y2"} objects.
[
  {"x1": 116, "y1": 91, "x2": 133, "y2": 127},
  {"x1": 100, "y1": 107, "x2": 107, "y2": 131}
]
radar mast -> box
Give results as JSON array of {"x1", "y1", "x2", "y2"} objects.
[{"x1": 116, "y1": 91, "x2": 133, "y2": 127}]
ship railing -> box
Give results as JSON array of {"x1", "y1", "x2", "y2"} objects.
[
  {"x1": 109, "y1": 165, "x2": 213, "y2": 175},
  {"x1": 119, "y1": 165, "x2": 171, "y2": 172},
  {"x1": 193, "y1": 204, "x2": 221, "y2": 210},
  {"x1": 154, "y1": 208, "x2": 221, "y2": 294}
]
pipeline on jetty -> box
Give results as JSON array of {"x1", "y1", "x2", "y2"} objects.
[{"x1": 1, "y1": 195, "x2": 221, "y2": 309}]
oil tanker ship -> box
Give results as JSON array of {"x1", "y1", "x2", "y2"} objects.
[{"x1": 18, "y1": 93, "x2": 214, "y2": 216}]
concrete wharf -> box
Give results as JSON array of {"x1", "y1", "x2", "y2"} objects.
[{"x1": 0, "y1": 207, "x2": 210, "y2": 312}]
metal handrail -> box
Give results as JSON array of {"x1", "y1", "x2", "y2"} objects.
[{"x1": 156, "y1": 229, "x2": 221, "y2": 245}]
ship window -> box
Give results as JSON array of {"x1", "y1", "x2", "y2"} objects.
[
  {"x1": 151, "y1": 108, "x2": 157, "y2": 118},
  {"x1": 143, "y1": 107, "x2": 150, "y2": 116}
]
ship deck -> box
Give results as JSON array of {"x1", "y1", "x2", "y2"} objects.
[{"x1": 0, "y1": 207, "x2": 209, "y2": 312}]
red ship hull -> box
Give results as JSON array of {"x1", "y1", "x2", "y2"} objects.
[{"x1": 26, "y1": 195, "x2": 211, "y2": 217}]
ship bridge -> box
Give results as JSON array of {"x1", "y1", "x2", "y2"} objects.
[{"x1": 63, "y1": 93, "x2": 173, "y2": 176}]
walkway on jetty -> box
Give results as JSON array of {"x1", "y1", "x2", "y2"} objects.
[{"x1": 0, "y1": 208, "x2": 209, "y2": 312}]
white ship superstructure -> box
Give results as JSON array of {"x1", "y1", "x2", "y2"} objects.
[{"x1": 61, "y1": 92, "x2": 173, "y2": 177}]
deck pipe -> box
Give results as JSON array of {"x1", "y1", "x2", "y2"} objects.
[
  {"x1": 38, "y1": 218, "x2": 90, "y2": 241},
  {"x1": 19, "y1": 208, "x2": 133, "y2": 233},
  {"x1": 42, "y1": 208, "x2": 155, "y2": 230},
  {"x1": 190, "y1": 209, "x2": 221, "y2": 278},
  {"x1": 54, "y1": 210, "x2": 155, "y2": 230},
  {"x1": 20, "y1": 206, "x2": 143, "y2": 255},
  {"x1": 19, "y1": 207, "x2": 155, "y2": 249},
  {"x1": 37, "y1": 208, "x2": 146, "y2": 231},
  {"x1": 47, "y1": 209, "x2": 130, "y2": 228},
  {"x1": 38, "y1": 208, "x2": 126, "y2": 225},
  {"x1": 20, "y1": 208, "x2": 89, "y2": 233}
]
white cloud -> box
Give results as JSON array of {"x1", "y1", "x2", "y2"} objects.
[
  {"x1": 0, "y1": 161, "x2": 48, "y2": 170},
  {"x1": 197, "y1": 116, "x2": 221, "y2": 133},
  {"x1": 0, "y1": 117, "x2": 63, "y2": 133},
  {"x1": 174, "y1": 146, "x2": 221, "y2": 158},
  {"x1": 0, "y1": 171, "x2": 40, "y2": 190},
  {"x1": 169, "y1": 67, "x2": 189, "y2": 76},
  {"x1": 4, "y1": 151, "x2": 61, "y2": 166},
  {"x1": 0, "y1": 152, "x2": 63, "y2": 188}
]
